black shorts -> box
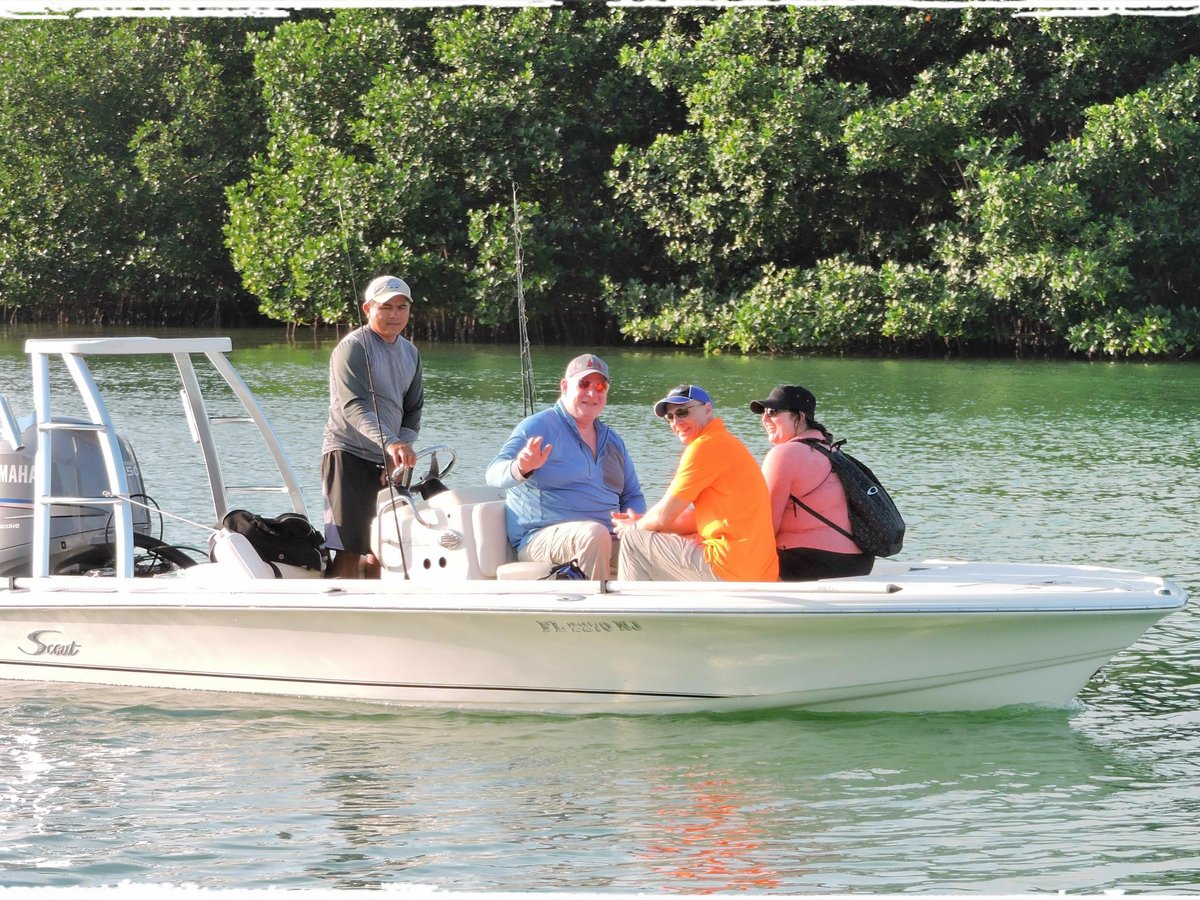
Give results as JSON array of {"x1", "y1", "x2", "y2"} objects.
[
  {"x1": 777, "y1": 547, "x2": 875, "y2": 581},
  {"x1": 321, "y1": 450, "x2": 385, "y2": 555}
]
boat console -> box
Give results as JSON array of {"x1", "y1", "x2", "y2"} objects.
[{"x1": 371, "y1": 486, "x2": 558, "y2": 582}]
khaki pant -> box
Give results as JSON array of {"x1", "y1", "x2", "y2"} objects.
[
  {"x1": 519, "y1": 520, "x2": 616, "y2": 580},
  {"x1": 616, "y1": 528, "x2": 720, "y2": 582}
]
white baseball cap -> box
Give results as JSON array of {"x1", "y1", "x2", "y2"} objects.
[{"x1": 363, "y1": 275, "x2": 412, "y2": 305}]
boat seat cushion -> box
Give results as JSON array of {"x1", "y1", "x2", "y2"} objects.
[
  {"x1": 495, "y1": 560, "x2": 555, "y2": 580},
  {"x1": 472, "y1": 499, "x2": 516, "y2": 577},
  {"x1": 210, "y1": 530, "x2": 281, "y2": 579}
]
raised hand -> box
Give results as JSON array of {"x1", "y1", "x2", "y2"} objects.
[{"x1": 516, "y1": 435, "x2": 553, "y2": 478}]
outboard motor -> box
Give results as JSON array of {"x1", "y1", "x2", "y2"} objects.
[{"x1": 0, "y1": 416, "x2": 151, "y2": 577}]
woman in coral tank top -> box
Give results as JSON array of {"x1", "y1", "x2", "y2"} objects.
[{"x1": 750, "y1": 385, "x2": 874, "y2": 581}]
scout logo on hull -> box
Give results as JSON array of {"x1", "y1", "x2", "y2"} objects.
[{"x1": 19, "y1": 630, "x2": 82, "y2": 657}]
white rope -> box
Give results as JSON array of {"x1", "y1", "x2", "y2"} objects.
[{"x1": 102, "y1": 491, "x2": 218, "y2": 534}]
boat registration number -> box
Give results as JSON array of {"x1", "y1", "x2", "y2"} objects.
[{"x1": 537, "y1": 620, "x2": 642, "y2": 634}]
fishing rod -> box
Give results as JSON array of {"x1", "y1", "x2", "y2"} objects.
[{"x1": 512, "y1": 182, "x2": 535, "y2": 418}]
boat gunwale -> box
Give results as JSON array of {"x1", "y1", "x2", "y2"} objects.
[{"x1": 1, "y1": 576, "x2": 1186, "y2": 616}]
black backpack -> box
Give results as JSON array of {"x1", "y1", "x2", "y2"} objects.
[
  {"x1": 789, "y1": 439, "x2": 905, "y2": 558},
  {"x1": 219, "y1": 509, "x2": 329, "y2": 574}
]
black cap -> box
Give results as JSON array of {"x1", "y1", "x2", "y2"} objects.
[{"x1": 749, "y1": 385, "x2": 816, "y2": 418}]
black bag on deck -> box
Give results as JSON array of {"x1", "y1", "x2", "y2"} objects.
[
  {"x1": 219, "y1": 510, "x2": 328, "y2": 573},
  {"x1": 791, "y1": 439, "x2": 905, "y2": 558},
  {"x1": 540, "y1": 560, "x2": 589, "y2": 581}
]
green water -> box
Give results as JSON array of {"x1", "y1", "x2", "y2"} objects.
[{"x1": 0, "y1": 326, "x2": 1197, "y2": 892}]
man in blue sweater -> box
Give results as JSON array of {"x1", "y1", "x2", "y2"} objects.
[{"x1": 485, "y1": 354, "x2": 645, "y2": 580}]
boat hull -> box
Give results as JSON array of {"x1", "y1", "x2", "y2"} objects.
[{"x1": 0, "y1": 566, "x2": 1184, "y2": 714}]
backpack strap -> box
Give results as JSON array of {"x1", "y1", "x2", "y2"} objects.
[
  {"x1": 787, "y1": 493, "x2": 855, "y2": 543},
  {"x1": 786, "y1": 437, "x2": 855, "y2": 542},
  {"x1": 796, "y1": 437, "x2": 845, "y2": 453}
]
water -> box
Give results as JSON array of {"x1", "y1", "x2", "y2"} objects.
[{"x1": 1, "y1": 326, "x2": 1198, "y2": 893}]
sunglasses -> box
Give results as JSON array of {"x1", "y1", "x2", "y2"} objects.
[
  {"x1": 575, "y1": 377, "x2": 608, "y2": 393},
  {"x1": 762, "y1": 408, "x2": 787, "y2": 418},
  {"x1": 664, "y1": 403, "x2": 703, "y2": 422}
]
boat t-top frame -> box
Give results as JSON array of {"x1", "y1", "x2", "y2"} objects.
[{"x1": 23, "y1": 337, "x2": 307, "y2": 578}]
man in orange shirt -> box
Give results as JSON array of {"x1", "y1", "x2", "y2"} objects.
[{"x1": 613, "y1": 384, "x2": 779, "y2": 582}]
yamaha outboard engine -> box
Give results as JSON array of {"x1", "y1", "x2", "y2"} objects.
[{"x1": 0, "y1": 416, "x2": 151, "y2": 577}]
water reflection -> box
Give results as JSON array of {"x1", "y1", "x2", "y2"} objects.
[
  {"x1": 0, "y1": 679, "x2": 1195, "y2": 892},
  {"x1": 641, "y1": 773, "x2": 782, "y2": 892}
]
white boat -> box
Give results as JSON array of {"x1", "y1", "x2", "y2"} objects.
[{"x1": 0, "y1": 337, "x2": 1187, "y2": 715}]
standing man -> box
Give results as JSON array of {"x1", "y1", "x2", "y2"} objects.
[
  {"x1": 486, "y1": 354, "x2": 646, "y2": 580},
  {"x1": 322, "y1": 275, "x2": 424, "y2": 579},
  {"x1": 614, "y1": 384, "x2": 778, "y2": 582}
]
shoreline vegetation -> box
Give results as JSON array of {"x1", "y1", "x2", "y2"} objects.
[{"x1": 1, "y1": 10, "x2": 1198, "y2": 359}]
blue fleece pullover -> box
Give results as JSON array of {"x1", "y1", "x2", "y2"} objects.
[{"x1": 485, "y1": 402, "x2": 646, "y2": 551}]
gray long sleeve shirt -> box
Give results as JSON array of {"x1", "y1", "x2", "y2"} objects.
[{"x1": 321, "y1": 326, "x2": 424, "y2": 463}]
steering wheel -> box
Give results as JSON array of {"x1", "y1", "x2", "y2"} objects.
[{"x1": 389, "y1": 444, "x2": 457, "y2": 499}]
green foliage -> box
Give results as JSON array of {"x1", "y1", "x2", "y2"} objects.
[
  {"x1": 226, "y1": 8, "x2": 671, "y2": 336},
  {"x1": 612, "y1": 9, "x2": 870, "y2": 278},
  {"x1": 613, "y1": 258, "x2": 887, "y2": 355},
  {"x1": 924, "y1": 139, "x2": 1136, "y2": 351},
  {"x1": 2, "y1": 10, "x2": 1198, "y2": 357},
  {"x1": 1057, "y1": 56, "x2": 1200, "y2": 324},
  {"x1": 226, "y1": 135, "x2": 377, "y2": 325},
  {"x1": 728, "y1": 259, "x2": 887, "y2": 353},
  {"x1": 0, "y1": 20, "x2": 267, "y2": 325},
  {"x1": 610, "y1": 10, "x2": 1200, "y2": 358},
  {"x1": 1065, "y1": 305, "x2": 1200, "y2": 357},
  {"x1": 129, "y1": 35, "x2": 267, "y2": 322},
  {"x1": 467, "y1": 198, "x2": 555, "y2": 327},
  {"x1": 226, "y1": 12, "x2": 436, "y2": 326},
  {"x1": 844, "y1": 49, "x2": 1017, "y2": 177},
  {"x1": 612, "y1": 281, "x2": 735, "y2": 352}
]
